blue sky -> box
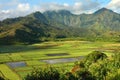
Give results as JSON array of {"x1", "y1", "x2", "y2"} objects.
[
  {"x1": 0, "y1": 0, "x2": 119, "y2": 20},
  {"x1": 0, "y1": 0, "x2": 111, "y2": 8},
  {"x1": 18, "y1": 0, "x2": 110, "y2": 5}
]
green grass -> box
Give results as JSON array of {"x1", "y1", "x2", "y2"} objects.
[
  {"x1": 0, "y1": 55, "x2": 11, "y2": 63},
  {"x1": 26, "y1": 60, "x2": 46, "y2": 66},
  {"x1": 0, "y1": 40, "x2": 120, "y2": 79},
  {"x1": 17, "y1": 70, "x2": 32, "y2": 79},
  {"x1": 0, "y1": 41, "x2": 119, "y2": 63},
  {"x1": 14, "y1": 62, "x2": 75, "y2": 79},
  {"x1": 0, "y1": 64, "x2": 20, "y2": 80},
  {"x1": 14, "y1": 66, "x2": 33, "y2": 72}
]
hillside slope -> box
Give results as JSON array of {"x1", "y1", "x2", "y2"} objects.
[{"x1": 0, "y1": 8, "x2": 120, "y2": 44}]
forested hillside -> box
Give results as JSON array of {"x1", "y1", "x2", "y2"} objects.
[{"x1": 0, "y1": 8, "x2": 120, "y2": 44}]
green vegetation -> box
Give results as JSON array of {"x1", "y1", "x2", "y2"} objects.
[
  {"x1": 0, "y1": 41, "x2": 119, "y2": 63},
  {"x1": 0, "y1": 64, "x2": 20, "y2": 80},
  {"x1": 0, "y1": 8, "x2": 120, "y2": 44},
  {"x1": 0, "y1": 7, "x2": 120, "y2": 80},
  {"x1": 0, "y1": 41, "x2": 119, "y2": 80},
  {"x1": 25, "y1": 67, "x2": 60, "y2": 80},
  {"x1": 25, "y1": 51, "x2": 120, "y2": 80}
]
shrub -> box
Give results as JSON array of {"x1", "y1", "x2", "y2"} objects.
[
  {"x1": 75, "y1": 69, "x2": 96, "y2": 80},
  {"x1": 25, "y1": 67, "x2": 60, "y2": 80}
]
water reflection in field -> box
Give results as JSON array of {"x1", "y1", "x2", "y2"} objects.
[
  {"x1": 41, "y1": 56, "x2": 83, "y2": 64},
  {"x1": 7, "y1": 62, "x2": 26, "y2": 68}
]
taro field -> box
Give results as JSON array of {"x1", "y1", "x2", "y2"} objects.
[{"x1": 0, "y1": 40, "x2": 120, "y2": 80}]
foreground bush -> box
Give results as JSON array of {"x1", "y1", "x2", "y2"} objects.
[
  {"x1": 25, "y1": 51, "x2": 120, "y2": 80},
  {"x1": 25, "y1": 67, "x2": 60, "y2": 80},
  {"x1": 85, "y1": 51, "x2": 107, "y2": 62},
  {"x1": 75, "y1": 69, "x2": 96, "y2": 80}
]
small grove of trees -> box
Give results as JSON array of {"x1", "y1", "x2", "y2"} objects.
[
  {"x1": 25, "y1": 67, "x2": 96, "y2": 80},
  {"x1": 25, "y1": 51, "x2": 120, "y2": 80},
  {"x1": 83, "y1": 51, "x2": 120, "y2": 80},
  {"x1": 85, "y1": 51, "x2": 107, "y2": 62},
  {"x1": 75, "y1": 69, "x2": 96, "y2": 80},
  {"x1": 25, "y1": 67, "x2": 60, "y2": 80}
]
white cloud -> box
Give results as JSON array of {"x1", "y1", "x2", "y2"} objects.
[
  {"x1": 1, "y1": 10, "x2": 10, "y2": 14},
  {"x1": 63, "y1": 3, "x2": 69, "y2": 7},
  {"x1": 33, "y1": 3, "x2": 70, "y2": 12},
  {"x1": 0, "y1": 10, "x2": 12, "y2": 20},
  {"x1": 0, "y1": 2, "x2": 32, "y2": 20},
  {"x1": 106, "y1": 0, "x2": 120, "y2": 13},
  {"x1": 74, "y1": 2, "x2": 82, "y2": 10},
  {"x1": 107, "y1": 0, "x2": 120, "y2": 8},
  {"x1": 0, "y1": 0, "x2": 120, "y2": 21},
  {"x1": 74, "y1": 2, "x2": 82, "y2": 7},
  {"x1": 0, "y1": 0, "x2": 101, "y2": 20},
  {"x1": 17, "y1": 3, "x2": 30, "y2": 12},
  {"x1": 36, "y1": 0, "x2": 100, "y2": 14}
]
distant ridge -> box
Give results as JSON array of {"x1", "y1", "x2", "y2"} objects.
[{"x1": 0, "y1": 8, "x2": 120, "y2": 44}]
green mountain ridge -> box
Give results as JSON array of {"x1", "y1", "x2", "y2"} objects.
[{"x1": 0, "y1": 8, "x2": 120, "y2": 44}]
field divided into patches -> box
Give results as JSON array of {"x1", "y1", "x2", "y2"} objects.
[
  {"x1": 0, "y1": 62, "x2": 74, "y2": 79},
  {"x1": 0, "y1": 41, "x2": 120, "y2": 79}
]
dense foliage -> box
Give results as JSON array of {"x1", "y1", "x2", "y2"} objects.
[
  {"x1": 25, "y1": 51, "x2": 120, "y2": 80},
  {"x1": 0, "y1": 8, "x2": 120, "y2": 45},
  {"x1": 25, "y1": 67, "x2": 60, "y2": 80}
]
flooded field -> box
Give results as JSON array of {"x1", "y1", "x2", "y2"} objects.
[
  {"x1": 7, "y1": 62, "x2": 26, "y2": 68},
  {"x1": 41, "y1": 56, "x2": 83, "y2": 64}
]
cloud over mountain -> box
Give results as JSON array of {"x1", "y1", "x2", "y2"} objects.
[
  {"x1": 0, "y1": 0, "x2": 119, "y2": 20},
  {"x1": 106, "y1": 0, "x2": 120, "y2": 13}
]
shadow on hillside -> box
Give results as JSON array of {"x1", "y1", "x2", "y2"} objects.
[{"x1": 0, "y1": 44, "x2": 58, "y2": 53}]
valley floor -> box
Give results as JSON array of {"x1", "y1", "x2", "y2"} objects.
[{"x1": 0, "y1": 40, "x2": 120, "y2": 80}]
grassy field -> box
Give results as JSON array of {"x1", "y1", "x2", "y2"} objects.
[
  {"x1": 0, "y1": 64, "x2": 21, "y2": 80},
  {"x1": 0, "y1": 40, "x2": 120, "y2": 80}
]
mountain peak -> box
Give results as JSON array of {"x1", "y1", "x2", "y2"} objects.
[
  {"x1": 44, "y1": 10, "x2": 72, "y2": 15},
  {"x1": 99, "y1": 8, "x2": 110, "y2": 11},
  {"x1": 27, "y1": 11, "x2": 48, "y2": 24},
  {"x1": 57, "y1": 10, "x2": 72, "y2": 15},
  {"x1": 94, "y1": 8, "x2": 113, "y2": 14},
  {"x1": 28, "y1": 11, "x2": 43, "y2": 18}
]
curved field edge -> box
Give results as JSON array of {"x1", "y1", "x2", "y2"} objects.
[
  {"x1": 0, "y1": 41, "x2": 120, "y2": 79},
  {"x1": 0, "y1": 64, "x2": 21, "y2": 80},
  {"x1": 0, "y1": 41, "x2": 119, "y2": 63}
]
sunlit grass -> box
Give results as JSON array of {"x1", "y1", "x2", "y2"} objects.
[
  {"x1": 0, "y1": 64, "x2": 20, "y2": 80},
  {"x1": 0, "y1": 41, "x2": 119, "y2": 63},
  {"x1": 26, "y1": 60, "x2": 46, "y2": 66},
  {"x1": 0, "y1": 40, "x2": 120, "y2": 79}
]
